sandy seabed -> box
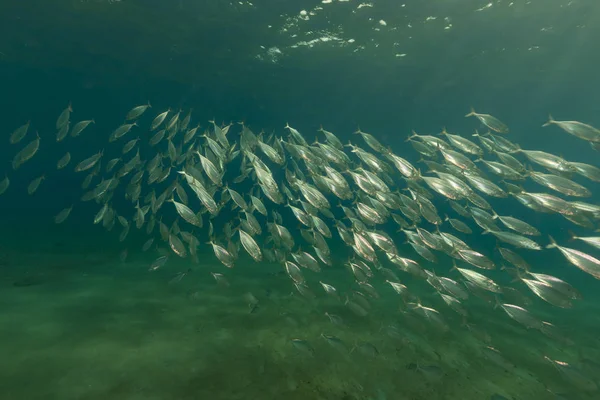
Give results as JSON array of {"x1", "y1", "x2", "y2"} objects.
[{"x1": 0, "y1": 241, "x2": 598, "y2": 400}]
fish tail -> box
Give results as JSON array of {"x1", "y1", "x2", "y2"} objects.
[
  {"x1": 353, "y1": 126, "x2": 362, "y2": 134},
  {"x1": 317, "y1": 124, "x2": 324, "y2": 133},
  {"x1": 405, "y1": 130, "x2": 418, "y2": 142},
  {"x1": 450, "y1": 259, "x2": 458, "y2": 271},
  {"x1": 465, "y1": 107, "x2": 476, "y2": 118},
  {"x1": 542, "y1": 114, "x2": 554, "y2": 127},
  {"x1": 438, "y1": 127, "x2": 448, "y2": 136},
  {"x1": 546, "y1": 235, "x2": 558, "y2": 249},
  {"x1": 567, "y1": 230, "x2": 577, "y2": 242},
  {"x1": 493, "y1": 295, "x2": 501, "y2": 310}
]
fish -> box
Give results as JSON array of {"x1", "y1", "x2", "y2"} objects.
[
  {"x1": 454, "y1": 265, "x2": 502, "y2": 293},
  {"x1": 528, "y1": 272, "x2": 581, "y2": 300},
  {"x1": 109, "y1": 123, "x2": 136, "y2": 142},
  {"x1": 57, "y1": 152, "x2": 71, "y2": 169},
  {"x1": 491, "y1": 212, "x2": 540, "y2": 236},
  {"x1": 483, "y1": 229, "x2": 542, "y2": 250},
  {"x1": 544, "y1": 356, "x2": 598, "y2": 392},
  {"x1": 54, "y1": 206, "x2": 73, "y2": 224},
  {"x1": 9, "y1": 121, "x2": 29, "y2": 144},
  {"x1": 56, "y1": 123, "x2": 70, "y2": 142},
  {"x1": 497, "y1": 247, "x2": 530, "y2": 270},
  {"x1": 150, "y1": 109, "x2": 170, "y2": 131},
  {"x1": 499, "y1": 303, "x2": 543, "y2": 330},
  {"x1": 457, "y1": 249, "x2": 496, "y2": 270},
  {"x1": 521, "y1": 278, "x2": 573, "y2": 308},
  {"x1": 0, "y1": 175, "x2": 9, "y2": 195},
  {"x1": 543, "y1": 115, "x2": 600, "y2": 143},
  {"x1": 239, "y1": 229, "x2": 262, "y2": 262},
  {"x1": 208, "y1": 240, "x2": 235, "y2": 268},
  {"x1": 126, "y1": 102, "x2": 151, "y2": 121},
  {"x1": 547, "y1": 236, "x2": 600, "y2": 279},
  {"x1": 56, "y1": 103, "x2": 72, "y2": 130},
  {"x1": 528, "y1": 170, "x2": 591, "y2": 197},
  {"x1": 27, "y1": 175, "x2": 44, "y2": 195},
  {"x1": 169, "y1": 233, "x2": 187, "y2": 258},
  {"x1": 74, "y1": 150, "x2": 103, "y2": 172},
  {"x1": 466, "y1": 108, "x2": 509, "y2": 133},
  {"x1": 439, "y1": 128, "x2": 483, "y2": 156},
  {"x1": 171, "y1": 199, "x2": 202, "y2": 227},
  {"x1": 149, "y1": 255, "x2": 169, "y2": 271},
  {"x1": 518, "y1": 149, "x2": 575, "y2": 173},
  {"x1": 569, "y1": 232, "x2": 600, "y2": 250},
  {"x1": 12, "y1": 133, "x2": 40, "y2": 169},
  {"x1": 444, "y1": 215, "x2": 473, "y2": 234},
  {"x1": 70, "y1": 120, "x2": 94, "y2": 137}
]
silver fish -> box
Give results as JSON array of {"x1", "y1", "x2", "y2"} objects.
[
  {"x1": 547, "y1": 236, "x2": 600, "y2": 279},
  {"x1": 483, "y1": 229, "x2": 542, "y2": 250},
  {"x1": 543, "y1": 115, "x2": 600, "y2": 143},
  {"x1": 239, "y1": 229, "x2": 262, "y2": 261},
  {"x1": 466, "y1": 108, "x2": 509, "y2": 133}
]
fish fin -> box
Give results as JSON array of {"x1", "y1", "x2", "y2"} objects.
[
  {"x1": 405, "y1": 130, "x2": 418, "y2": 142},
  {"x1": 493, "y1": 295, "x2": 501, "y2": 310},
  {"x1": 450, "y1": 259, "x2": 458, "y2": 272},
  {"x1": 542, "y1": 114, "x2": 555, "y2": 127},
  {"x1": 465, "y1": 107, "x2": 476, "y2": 118},
  {"x1": 546, "y1": 235, "x2": 558, "y2": 249}
]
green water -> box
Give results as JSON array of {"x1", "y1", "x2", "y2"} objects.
[{"x1": 1, "y1": 1, "x2": 600, "y2": 399}]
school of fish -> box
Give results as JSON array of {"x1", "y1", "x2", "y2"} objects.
[{"x1": 3, "y1": 104, "x2": 600, "y2": 396}]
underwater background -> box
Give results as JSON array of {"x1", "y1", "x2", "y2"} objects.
[{"x1": 1, "y1": 1, "x2": 600, "y2": 399}]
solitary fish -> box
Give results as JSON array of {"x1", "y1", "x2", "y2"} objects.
[
  {"x1": 27, "y1": 175, "x2": 45, "y2": 195},
  {"x1": 54, "y1": 205, "x2": 73, "y2": 224}
]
